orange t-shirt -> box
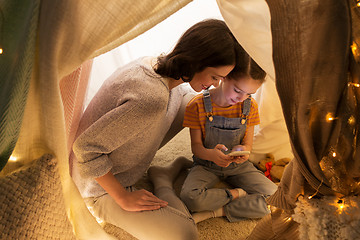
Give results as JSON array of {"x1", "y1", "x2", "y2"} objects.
[{"x1": 183, "y1": 93, "x2": 260, "y2": 141}]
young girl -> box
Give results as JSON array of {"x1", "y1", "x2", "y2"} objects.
[
  {"x1": 179, "y1": 54, "x2": 278, "y2": 223},
  {"x1": 71, "y1": 19, "x2": 244, "y2": 240}
]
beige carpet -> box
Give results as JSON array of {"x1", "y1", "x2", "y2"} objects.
[{"x1": 103, "y1": 129, "x2": 260, "y2": 240}]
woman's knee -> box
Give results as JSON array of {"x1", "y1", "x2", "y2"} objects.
[
  {"x1": 171, "y1": 220, "x2": 198, "y2": 240},
  {"x1": 158, "y1": 211, "x2": 198, "y2": 240}
]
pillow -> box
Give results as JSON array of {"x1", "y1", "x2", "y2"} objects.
[{"x1": 0, "y1": 154, "x2": 76, "y2": 239}]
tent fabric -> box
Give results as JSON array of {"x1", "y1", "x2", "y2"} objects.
[
  {"x1": 59, "y1": 59, "x2": 93, "y2": 157},
  {"x1": 0, "y1": 0, "x2": 40, "y2": 171},
  {"x1": 217, "y1": 0, "x2": 274, "y2": 80},
  {"x1": 247, "y1": 0, "x2": 360, "y2": 239},
  {"x1": 3, "y1": 1, "x2": 191, "y2": 239},
  {"x1": 267, "y1": 0, "x2": 351, "y2": 199}
]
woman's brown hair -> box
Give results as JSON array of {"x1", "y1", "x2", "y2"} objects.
[{"x1": 155, "y1": 19, "x2": 242, "y2": 82}]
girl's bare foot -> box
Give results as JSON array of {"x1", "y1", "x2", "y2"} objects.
[{"x1": 229, "y1": 188, "x2": 247, "y2": 200}]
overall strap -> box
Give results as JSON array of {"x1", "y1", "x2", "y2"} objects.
[
  {"x1": 203, "y1": 90, "x2": 213, "y2": 121},
  {"x1": 242, "y1": 97, "x2": 252, "y2": 116}
]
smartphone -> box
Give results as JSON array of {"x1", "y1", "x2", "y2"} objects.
[{"x1": 227, "y1": 151, "x2": 251, "y2": 157}]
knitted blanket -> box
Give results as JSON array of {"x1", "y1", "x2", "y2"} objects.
[{"x1": 0, "y1": 154, "x2": 76, "y2": 239}]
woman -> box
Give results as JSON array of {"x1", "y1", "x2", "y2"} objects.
[{"x1": 71, "y1": 19, "x2": 243, "y2": 240}]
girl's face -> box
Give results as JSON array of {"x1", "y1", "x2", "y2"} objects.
[
  {"x1": 221, "y1": 76, "x2": 262, "y2": 106},
  {"x1": 189, "y1": 65, "x2": 234, "y2": 92}
]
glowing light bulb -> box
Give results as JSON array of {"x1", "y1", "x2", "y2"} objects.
[
  {"x1": 352, "y1": 42, "x2": 358, "y2": 50},
  {"x1": 336, "y1": 199, "x2": 345, "y2": 213},
  {"x1": 9, "y1": 155, "x2": 17, "y2": 162},
  {"x1": 357, "y1": 2, "x2": 360, "y2": 7},
  {"x1": 0, "y1": 48, "x2": 3, "y2": 54},
  {"x1": 352, "y1": 42, "x2": 359, "y2": 56},
  {"x1": 326, "y1": 112, "x2": 335, "y2": 122},
  {"x1": 332, "y1": 152, "x2": 337, "y2": 157},
  {"x1": 349, "y1": 82, "x2": 360, "y2": 87},
  {"x1": 348, "y1": 116, "x2": 355, "y2": 125}
]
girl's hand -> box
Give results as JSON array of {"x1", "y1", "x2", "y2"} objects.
[
  {"x1": 116, "y1": 189, "x2": 168, "y2": 212},
  {"x1": 230, "y1": 145, "x2": 249, "y2": 163},
  {"x1": 230, "y1": 155, "x2": 249, "y2": 164},
  {"x1": 210, "y1": 144, "x2": 232, "y2": 167}
]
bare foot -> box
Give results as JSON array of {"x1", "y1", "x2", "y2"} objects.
[{"x1": 229, "y1": 188, "x2": 247, "y2": 200}]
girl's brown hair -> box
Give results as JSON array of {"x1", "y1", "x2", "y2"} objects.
[{"x1": 227, "y1": 52, "x2": 266, "y2": 83}]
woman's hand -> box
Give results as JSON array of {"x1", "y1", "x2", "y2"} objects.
[
  {"x1": 95, "y1": 171, "x2": 168, "y2": 212},
  {"x1": 210, "y1": 144, "x2": 232, "y2": 167},
  {"x1": 116, "y1": 189, "x2": 168, "y2": 212}
]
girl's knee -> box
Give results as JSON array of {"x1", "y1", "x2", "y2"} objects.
[{"x1": 180, "y1": 189, "x2": 206, "y2": 212}]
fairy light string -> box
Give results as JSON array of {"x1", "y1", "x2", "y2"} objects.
[
  {"x1": 308, "y1": 179, "x2": 324, "y2": 200},
  {"x1": 311, "y1": 35, "x2": 360, "y2": 215}
]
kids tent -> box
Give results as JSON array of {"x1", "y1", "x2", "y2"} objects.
[{"x1": 0, "y1": 0, "x2": 358, "y2": 239}]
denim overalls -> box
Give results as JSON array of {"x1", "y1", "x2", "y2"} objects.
[
  {"x1": 202, "y1": 89, "x2": 250, "y2": 154},
  {"x1": 180, "y1": 90, "x2": 278, "y2": 222}
]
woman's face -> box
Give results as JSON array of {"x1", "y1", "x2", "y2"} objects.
[{"x1": 189, "y1": 65, "x2": 234, "y2": 92}]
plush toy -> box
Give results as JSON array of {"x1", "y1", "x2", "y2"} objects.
[
  {"x1": 258, "y1": 153, "x2": 275, "y2": 172},
  {"x1": 257, "y1": 153, "x2": 291, "y2": 183}
]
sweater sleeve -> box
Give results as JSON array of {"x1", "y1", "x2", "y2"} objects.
[{"x1": 73, "y1": 79, "x2": 168, "y2": 179}]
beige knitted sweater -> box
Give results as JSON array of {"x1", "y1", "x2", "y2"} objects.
[{"x1": 71, "y1": 57, "x2": 190, "y2": 198}]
